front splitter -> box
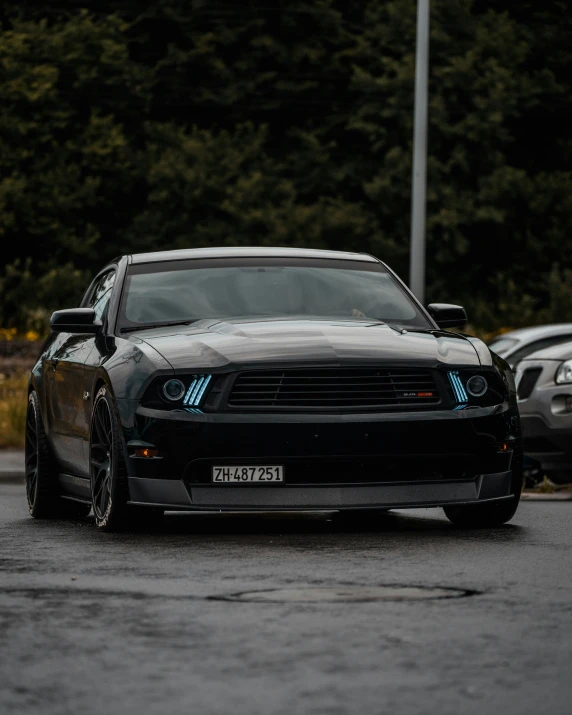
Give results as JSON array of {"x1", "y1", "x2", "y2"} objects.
[{"x1": 127, "y1": 472, "x2": 513, "y2": 511}]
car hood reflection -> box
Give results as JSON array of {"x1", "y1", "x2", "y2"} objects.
[{"x1": 129, "y1": 318, "x2": 481, "y2": 370}]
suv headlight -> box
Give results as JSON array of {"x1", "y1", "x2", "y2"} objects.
[{"x1": 555, "y1": 360, "x2": 572, "y2": 384}]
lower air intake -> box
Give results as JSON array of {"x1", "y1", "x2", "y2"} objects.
[{"x1": 517, "y1": 367, "x2": 542, "y2": 401}]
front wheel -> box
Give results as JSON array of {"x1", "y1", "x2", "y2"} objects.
[
  {"x1": 443, "y1": 468, "x2": 523, "y2": 528},
  {"x1": 90, "y1": 386, "x2": 163, "y2": 532}
]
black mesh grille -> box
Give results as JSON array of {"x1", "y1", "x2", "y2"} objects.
[
  {"x1": 227, "y1": 367, "x2": 440, "y2": 411},
  {"x1": 517, "y1": 367, "x2": 542, "y2": 400}
]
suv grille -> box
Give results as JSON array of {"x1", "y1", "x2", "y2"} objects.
[
  {"x1": 227, "y1": 368, "x2": 440, "y2": 411},
  {"x1": 517, "y1": 367, "x2": 542, "y2": 400}
]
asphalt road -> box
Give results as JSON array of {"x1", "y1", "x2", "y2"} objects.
[{"x1": 1, "y1": 481, "x2": 572, "y2": 715}]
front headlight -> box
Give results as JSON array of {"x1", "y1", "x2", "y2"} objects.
[
  {"x1": 555, "y1": 359, "x2": 572, "y2": 384},
  {"x1": 140, "y1": 374, "x2": 214, "y2": 410},
  {"x1": 466, "y1": 374, "x2": 488, "y2": 397}
]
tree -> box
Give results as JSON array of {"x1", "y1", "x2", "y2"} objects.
[{"x1": 1, "y1": 1, "x2": 571, "y2": 331}]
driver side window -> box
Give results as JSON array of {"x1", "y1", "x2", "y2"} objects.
[{"x1": 88, "y1": 271, "x2": 116, "y2": 321}]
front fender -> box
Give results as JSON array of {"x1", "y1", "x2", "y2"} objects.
[{"x1": 88, "y1": 335, "x2": 174, "y2": 403}]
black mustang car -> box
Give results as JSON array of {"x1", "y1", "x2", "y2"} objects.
[{"x1": 26, "y1": 247, "x2": 522, "y2": 530}]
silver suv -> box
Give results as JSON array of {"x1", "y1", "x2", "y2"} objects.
[
  {"x1": 489, "y1": 324, "x2": 572, "y2": 369},
  {"x1": 516, "y1": 341, "x2": 572, "y2": 483}
]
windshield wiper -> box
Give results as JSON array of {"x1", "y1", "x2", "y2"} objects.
[
  {"x1": 366, "y1": 321, "x2": 405, "y2": 335},
  {"x1": 121, "y1": 320, "x2": 197, "y2": 334}
]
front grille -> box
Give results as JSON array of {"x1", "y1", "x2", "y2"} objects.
[
  {"x1": 227, "y1": 367, "x2": 440, "y2": 411},
  {"x1": 517, "y1": 367, "x2": 542, "y2": 400}
]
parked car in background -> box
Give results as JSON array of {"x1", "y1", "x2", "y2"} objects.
[
  {"x1": 516, "y1": 341, "x2": 572, "y2": 483},
  {"x1": 488, "y1": 325, "x2": 572, "y2": 369}
]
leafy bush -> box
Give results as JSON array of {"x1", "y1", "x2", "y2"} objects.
[{"x1": 0, "y1": 372, "x2": 27, "y2": 449}]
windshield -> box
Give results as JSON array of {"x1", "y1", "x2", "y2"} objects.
[
  {"x1": 507, "y1": 335, "x2": 572, "y2": 365},
  {"x1": 488, "y1": 337, "x2": 518, "y2": 357},
  {"x1": 118, "y1": 257, "x2": 431, "y2": 330}
]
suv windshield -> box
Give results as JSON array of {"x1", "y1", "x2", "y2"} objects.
[
  {"x1": 488, "y1": 337, "x2": 518, "y2": 357},
  {"x1": 118, "y1": 257, "x2": 431, "y2": 330}
]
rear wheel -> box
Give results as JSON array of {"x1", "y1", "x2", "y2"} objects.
[
  {"x1": 90, "y1": 386, "x2": 163, "y2": 532},
  {"x1": 26, "y1": 391, "x2": 91, "y2": 519},
  {"x1": 443, "y1": 467, "x2": 523, "y2": 528},
  {"x1": 26, "y1": 391, "x2": 60, "y2": 518}
]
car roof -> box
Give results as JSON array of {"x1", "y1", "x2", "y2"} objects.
[
  {"x1": 129, "y1": 246, "x2": 379, "y2": 264},
  {"x1": 522, "y1": 340, "x2": 572, "y2": 362},
  {"x1": 490, "y1": 324, "x2": 572, "y2": 345}
]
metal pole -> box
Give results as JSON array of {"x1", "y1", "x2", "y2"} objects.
[{"x1": 409, "y1": 0, "x2": 430, "y2": 304}]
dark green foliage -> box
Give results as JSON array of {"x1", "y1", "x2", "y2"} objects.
[{"x1": 1, "y1": 1, "x2": 571, "y2": 332}]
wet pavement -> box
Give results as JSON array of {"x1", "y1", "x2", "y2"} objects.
[
  {"x1": 1, "y1": 480, "x2": 572, "y2": 715},
  {"x1": 0, "y1": 451, "x2": 24, "y2": 480}
]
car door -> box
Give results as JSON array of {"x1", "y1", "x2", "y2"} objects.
[{"x1": 48, "y1": 270, "x2": 116, "y2": 476}]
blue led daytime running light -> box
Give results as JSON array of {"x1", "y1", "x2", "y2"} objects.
[
  {"x1": 194, "y1": 375, "x2": 212, "y2": 405},
  {"x1": 187, "y1": 376, "x2": 205, "y2": 405},
  {"x1": 182, "y1": 374, "x2": 212, "y2": 407},
  {"x1": 456, "y1": 374, "x2": 468, "y2": 402},
  {"x1": 183, "y1": 379, "x2": 198, "y2": 405},
  {"x1": 448, "y1": 372, "x2": 460, "y2": 401},
  {"x1": 448, "y1": 371, "x2": 468, "y2": 404}
]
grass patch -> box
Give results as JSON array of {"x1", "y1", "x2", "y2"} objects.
[
  {"x1": 0, "y1": 372, "x2": 28, "y2": 449},
  {"x1": 526, "y1": 476, "x2": 572, "y2": 494}
]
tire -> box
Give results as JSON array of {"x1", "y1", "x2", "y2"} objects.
[
  {"x1": 443, "y1": 467, "x2": 523, "y2": 528},
  {"x1": 25, "y1": 390, "x2": 61, "y2": 518},
  {"x1": 89, "y1": 386, "x2": 163, "y2": 532}
]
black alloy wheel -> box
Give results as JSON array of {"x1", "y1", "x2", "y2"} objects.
[
  {"x1": 443, "y1": 463, "x2": 523, "y2": 528},
  {"x1": 90, "y1": 394, "x2": 114, "y2": 522},
  {"x1": 26, "y1": 390, "x2": 90, "y2": 519},
  {"x1": 25, "y1": 395, "x2": 41, "y2": 512},
  {"x1": 90, "y1": 386, "x2": 163, "y2": 531}
]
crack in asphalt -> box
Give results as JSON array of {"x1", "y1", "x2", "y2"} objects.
[
  {"x1": 210, "y1": 585, "x2": 481, "y2": 602},
  {"x1": 0, "y1": 583, "x2": 482, "y2": 604}
]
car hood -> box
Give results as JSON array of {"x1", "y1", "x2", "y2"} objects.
[{"x1": 130, "y1": 318, "x2": 481, "y2": 371}]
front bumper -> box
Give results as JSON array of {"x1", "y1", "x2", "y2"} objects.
[
  {"x1": 520, "y1": 415, "x2": 572, "y2": 472},
  {"x1": 117, "y1": 402, "x2": 520, "y2": 511},
  {"x1": 127, "y1": 472, "x2": 514, "y2": 510}
]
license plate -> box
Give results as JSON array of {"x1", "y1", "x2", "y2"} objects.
[{"x1": 211, "y1": 466, "x2": 284, "y2": 483}]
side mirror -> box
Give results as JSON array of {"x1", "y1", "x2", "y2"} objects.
[
  {"x1": 427, "y1": 303, "x2": 467, "y2": 330},
  {"x1": 50, "y1": 308, "x2": 102, "y2": 334}
]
